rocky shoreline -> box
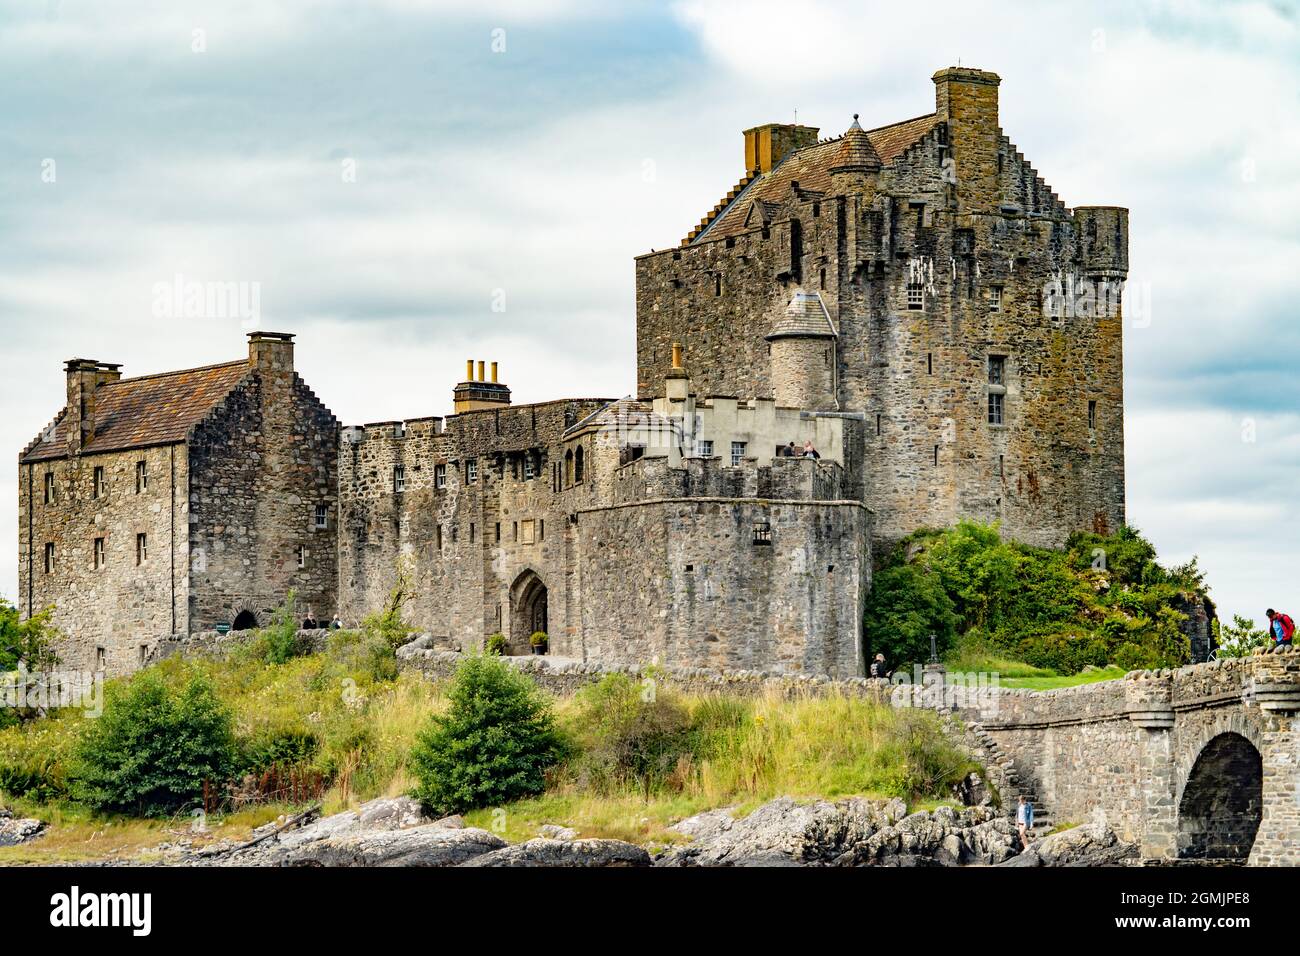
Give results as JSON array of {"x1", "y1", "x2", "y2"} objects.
[{"x1": 154, "y1": 795, "x2": 1134, "y2": 868}]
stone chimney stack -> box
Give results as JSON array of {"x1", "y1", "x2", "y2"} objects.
[
  {"x1": 932, "y1": 66, "x2": 1002, "y2": 214},
  {"x1": 454, "y1": 358, "x2": 512, "y2": 414},
  {"x1": 743, "y1": 123, "x2": 820, "y2": 173},
  {"x1": 64, "y1": 359, "x2": 122, "y2": 454},
  {"x1": 248, "y1": 331, "x2": 296, "y2": 373}
]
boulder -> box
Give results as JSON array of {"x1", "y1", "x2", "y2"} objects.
[
  {"x1": 0, "y1": 816, "x2": 44, "y2": 847},
  {"x1": 462, "y1": 838, "x2": 651, "y2": 867},
  {"x1": 356, "y1": 796, "x2": 430, "y2": 831},
  {"x1": 538, "y1": 824, "x2": 578, "y2": 841},
  {"x1": 282, "y1": 825, "x2": 506, "y2": 867}
]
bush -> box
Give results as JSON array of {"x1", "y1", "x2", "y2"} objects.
[
  {"x1": 566, "y1": 673, "x2": 693, "y2": 797},
  {"x1": 409, "y1": 655, "x2": 564, "y2": 814},
  {"x1": 862, "y1": 556, "x2": 958, "y2": 667},
  {"x1": 1215, "y1": 615, "x2": 1269, "y2": 659},
  {"x1": 259, "y1": 591, "x2": 302, "y2": 665},
  {"x1": 0, "y1": 600, "x2": 61, "y2": 673},
  {"x1": 70, "y1": 672, "x2": 235, "y2": 816},
  {"x1": 485, "y1": 633, "x2": 507, "y2": 656},
  {"x1": 530, "y1": 631, "x2": 548, "y2": 647}
]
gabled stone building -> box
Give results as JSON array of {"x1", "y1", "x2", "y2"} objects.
[
  {"x1": 636, "y1": 66, "x2": 1128, "y2": 549},
  {"x1": 18, "y1": 332, "x2": 339, "y2": 674}
]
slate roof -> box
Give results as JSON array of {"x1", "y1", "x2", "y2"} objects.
[
  {"x1": 767, "y1": 291, "x2": 837, "y2": 340},
  {"x1": 20, "y1": 360, "x2": 252, "y2": 463},
  {"x1": 696, "y1": 112, "x2": 938, "y2": 243}
]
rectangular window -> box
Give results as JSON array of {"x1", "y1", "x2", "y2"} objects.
[
  {"x1": 521, "y1": 519, "x2": 536, "y2": 545},
  {"x1": 435, "y1": 463, "x2": 447, "y2": 489},
  {"x1": 314, "y1": 504, "x2": 328, "y2": 529},
  {"x1": 730, "y1": 441, "x2": 747, "y2": 467},
  {"x1": 436, "y1": 525, "x2": 443, "y2": 550},
  {"x1": 876, "y1": 414, "x2": 882, "y2": 436},
  {"x1": 470, "y1": 523, "x2": 476, "y2": 544},
  {"x1": 44, "y1": 542, "x2": 55, "y2": 574},
  {"x1": 495, "y1": 522, "x2": 501, "y2": 543},
  {"x1": 139, "y1": 644, "x2": 150, "y2": 667},
  {"x1": 136, "y1": 533, "x2": 148, "y2": 566},
  {"x1": 93, "y1": 466, "x2": 105, "y2": 499},
  {"x1": 523, "y1": 456, "x2": 535, "y2": 480},
  {"x1": 297, "y1": 545, "x2": 307, "y2": 569},
  {"x1": 466, "y1": 458, "x2": 478, "y2": 484},
  {"x1": 93, "y1": 537, "x2": 105, "y2": 570},
  {"x1": 906, "y1": 281, "x2": 924, "y2": 310},
  {"x1": 933, "y1": 445, "x2": 940, "y2": 467},
  {"x1": 95, "y1": 647, "x2": 106, "y2": 671},
  {"x1": 539, "y1": 519, "x2": 545, "y2": 541},
  {"x1": 1088, "y1": 400, "x2": 1098, "y2": 430},
  {"x1": 753, "y1": 521, "x2": 773, "y2": 545},
  {"x1": 513, "y1": 521, "x2": 519, "y2": 542},
  {"x1": 988, "y1": 355, "x2": 1006, "y2": 385},
  {"x1": 393, "y1": 465, "x2": 405, "y2": 492},
  {"x1": 990, "y1": 286, "x2": 1003, "y2": 311},
  {"x1": 44, "y1": 472, "x2": 55, "y2": 504},
  {"x1": 698, "y1": 439, "x2": 713, "y2": 458},
  {"x1": 988, "y1": 392, "x2": 1005, "y2": 425},
  {"x1": 136, "y1": 460, "x2": 148, "y2": 493}
]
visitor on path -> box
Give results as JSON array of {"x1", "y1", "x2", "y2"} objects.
[
  {"x1": 1266, "y1": 609, "x2": 1294, "y2": 651},
  {"x1": 802, "y1": 440, "x2": 820, "y2": 459},
  {"x1": 1016, "y1": 796, "x2": 1034, "y2": 849},
  {"x1": 870, "y1": 653, "x2": 890, "y2": 679}
]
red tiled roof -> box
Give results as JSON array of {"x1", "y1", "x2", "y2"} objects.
[
  {"x1": 20, "y1": 361, "x2": 252, "y2": 463},
  {"x1": 696, "y1": 113, "x2": 938, "y2": 243}
]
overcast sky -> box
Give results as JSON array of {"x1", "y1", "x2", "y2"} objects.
[{"x1": 2, "y1": 0, "x2": 1297, "y2": 630}]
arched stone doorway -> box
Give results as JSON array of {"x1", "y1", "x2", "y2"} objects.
[
  {"x1": 232, "y1": 609, "x2": 260, "y2": 631},
  {"x1": 510, "y1": 570, "x2": 548, "y2": 653},
  {"x1": 1177, "y1": 732, "x2": 1262, "y2": 861}
]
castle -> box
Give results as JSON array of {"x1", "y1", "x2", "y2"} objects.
[{"x1": 17, "y1": 67, "x2": 1128, "y2": 678}]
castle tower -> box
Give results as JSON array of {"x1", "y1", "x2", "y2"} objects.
[
  {"x1": 453, "y1": 359, "x2": 512, "y2": 413},
  {"x1": 766, "y1": 290, "x2": 837, "y2": 410}
]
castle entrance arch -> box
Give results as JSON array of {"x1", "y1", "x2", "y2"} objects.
[
  {"x1": 1176, "y1": 732, "x2": 1263, "y2": 861},
  {"x1": 509, "y1": 570, "x2": 548, "y2": 653}
]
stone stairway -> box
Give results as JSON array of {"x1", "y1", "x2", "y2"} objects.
[{"x1": 968, "y1": 723, "x2": 1054, "y2": 834}]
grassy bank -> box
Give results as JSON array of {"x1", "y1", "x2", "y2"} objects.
[{"x1": 0, "y1": 641, "x2": 981, "y2": 862}]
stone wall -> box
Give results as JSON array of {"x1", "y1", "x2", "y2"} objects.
[
  {"x1": 570, "y1": 497, "x2": 870, "y2": 678},
  {"x1": 188, "y1": 363, "x2": 340, "y2": 631},
  {"x1": 18, "y1": 443, "x2": 189, "y2": 675}
]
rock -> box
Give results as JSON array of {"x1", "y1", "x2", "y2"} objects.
[
  {"x1": 538, "y1": 824, "x2": 578, "y2": 841},
  {"x1": 282, "y1": 825, "x2": 507, "y2": 867},
  {"x1": 433, "y1": 814, "x2": 465, "y2": 830},
  {"x1": 1033, "y1": 822, "x2": 1136, "y2": 867},
  {"x1": 462, "y1": 838, "x2": 651, "y2": 867},
  {"x1": 0, "y1": 816, "x2": 44, "y2": 847},
  {"x1": 667, "y1": 807, "x2": 738, "y2": 840},
  {"x1": 357, "y1": 796, "x2": 430, "y2": 831}
]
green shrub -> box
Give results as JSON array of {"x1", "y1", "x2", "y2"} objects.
[
  {"x1": 260, "y1": 591, "x2": 302, "y2": 665},
  {"x1": 862, "y1": 555, "x2": 958, "y2": 667},
  {"x1": 409, "y1": 654, "x2": 563, "y2": 814},
  {"x1": 530, "y1": 631, "x2": 548, "y2": 647},
  {"x1": 70, "y1": 672, "x2": 235, "y2": 817},
  {"x1": 0, "y1": 600, "x2": 61, "y2": 673},
  {"x1": 1215, "y1": 614, "x2": 1269, "y2": 659},
  {"x1": 237, "y1": 724, "x2": 320, "y2": 776},
  {"x1": 362, "y1": 571, "x2": 415, "y2": 650},
  {"x1": 485, "y1": 633, "x2": 507, "y2": 656},
  {"x1": 566, "y1": 673, "x2": 693, "y2": 797}
]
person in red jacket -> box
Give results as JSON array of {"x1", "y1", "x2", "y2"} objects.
[{"x1": 1266, "y1": 609, "x2": 1294, "y2": 651}]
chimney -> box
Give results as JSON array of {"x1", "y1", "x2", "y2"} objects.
[
  {"x1": 932, "y1": 66, "x2": 1002, "y2": 213},
  {"x1": 454, "y1": 359, "x2": 512, "y2": 414},
  {"x1": 248, "y1": 331, "x2": 295, "y2": 373},
  {"x1": 665, "y1": 343, "x2": 690, "y2": 402},
  {"x1": 743, "y1": 123, "x2": 820, "y2": 173},
  {"x1": 64, "y1": 359, "x2": 123, "y2": 454}
]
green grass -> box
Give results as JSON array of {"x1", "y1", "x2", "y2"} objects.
[
  {"x1": 1, "y1": 646, "x2": 982, "y2": 858},
  {"x1": 999, "y1": 666, "x2": 1127, "y2": 690}
]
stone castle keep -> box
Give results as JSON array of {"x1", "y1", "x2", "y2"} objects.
[{"x1": 18, "y1": 67, "x2": 1128, "y2": 678}]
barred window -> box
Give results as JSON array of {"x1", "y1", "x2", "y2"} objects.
[{"x1": 906, "y1": 281, "x2": 924, "y2": 310}]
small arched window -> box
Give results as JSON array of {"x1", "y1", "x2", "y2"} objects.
[
  {"x1": 564, "y1": 449, "x2": 574, "y2": 487},
  {"x1": 574, "y1": 446, "x2": 585, "y2": 484}
]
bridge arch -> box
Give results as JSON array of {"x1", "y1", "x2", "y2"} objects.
[{"x1": 1176, "y1": 731, "x2": 1263, "y2": 861}]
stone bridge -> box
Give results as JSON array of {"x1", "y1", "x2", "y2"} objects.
[{"x1": 946, "y1": 649, "x2": 1300, "y2": 865}]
